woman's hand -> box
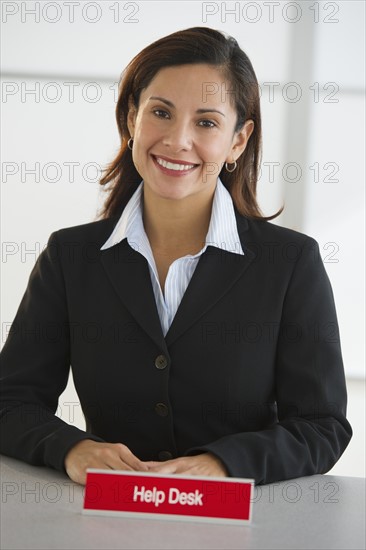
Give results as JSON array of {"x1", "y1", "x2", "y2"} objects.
[
  {"x1": 64, "y1": 440, "x2": 149, "y2": 485},
  {"x1": 143, "y1": 453, "x2": 228, "y2": 477}
]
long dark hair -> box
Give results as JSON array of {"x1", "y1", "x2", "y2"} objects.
[{"x1": 98, "y1": 27, "x2": 282, "y2": 220}]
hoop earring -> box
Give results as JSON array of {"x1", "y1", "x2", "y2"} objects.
[
  {"x1": 225, "y1": 160, "x2": 237, "y2": 173},
  {"x1": 127, "y1": 137, "x2": 133, "y2": 150}
]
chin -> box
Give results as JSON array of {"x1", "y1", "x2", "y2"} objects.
[{"x1": 149, "y1": 181, "x2": 197, "y2": 201}]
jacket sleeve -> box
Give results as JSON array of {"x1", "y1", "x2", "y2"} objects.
[
  {"x1": 0, "y1": 231, "x2": 104, "y2": 472},
  {"x1": 186, "y1": 237, "x2": 353, "y2": 484}
]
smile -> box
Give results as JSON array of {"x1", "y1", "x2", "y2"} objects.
[{"x1": 153, "y1": 155, "x2": 198, "y2": 173}]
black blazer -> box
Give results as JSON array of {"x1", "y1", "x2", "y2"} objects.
[{"x1": 0, "y1": 212, "x2": 352, "y2": 484}]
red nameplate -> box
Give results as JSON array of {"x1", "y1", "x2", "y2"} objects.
[{"x1": 83, "y1": 469, "x2": 254, "y2": 524}]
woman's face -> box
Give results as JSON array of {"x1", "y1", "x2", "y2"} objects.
[{"x1": 127, "y1": 63, "x2": 253, "y2": 203}]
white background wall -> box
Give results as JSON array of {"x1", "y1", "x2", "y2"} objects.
[{"x1": 1, "y1": 1, "x2": 365, "y2": 476}]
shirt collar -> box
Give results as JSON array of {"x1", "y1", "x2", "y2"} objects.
[{"x1": 100, "y1": 178, "x2": 244, "y2": 256}]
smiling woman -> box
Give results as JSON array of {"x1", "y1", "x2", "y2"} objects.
[
  {"x1": 123, "y1": 63, "x2": 254, "y2": 288},
  {"x1": 0, "y1": 27, "x2": 352, "y2": 486},
  {"x1": 126, "y1": 65, "x2": 253, "y2": 202},
  {"x1": 99, "y1": 26, "x2": 265, "y2": 221}
]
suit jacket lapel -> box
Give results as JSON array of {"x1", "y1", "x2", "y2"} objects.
[
  {"x1": 165, "y1": 214, "x2": 255, "y2": 346},
  {"x1": 99, "y1": 214, "x2": 254, "y2": 350},
  {"x1": 100, "y1": 239, "x2": 168, "y2": 354}
]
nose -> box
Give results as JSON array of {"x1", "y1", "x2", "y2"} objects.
[{"x1": 161, "y1": 119, "x2": 193, "y2": 151}]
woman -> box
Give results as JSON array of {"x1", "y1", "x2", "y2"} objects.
[{"x1": 0, "y1": 27, "x2": 352, "y2": 485}]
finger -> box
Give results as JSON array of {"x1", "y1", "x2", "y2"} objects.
[
  {"x1": 114, "y1": 443, "x2": 149, "y2": 471},
  {"x1": 104, "y1": 456, "x2": 135, "y2": 471},
  {"x1": 143, "y1": 461, "x2": 160, "y2": 468},
  {"x1": 147, "y1": 462, "x2": 179, "y2": 475}
]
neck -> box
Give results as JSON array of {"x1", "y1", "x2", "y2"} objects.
[{"x1": 142, "y1": 186, "x2": 215, "y2": 255}]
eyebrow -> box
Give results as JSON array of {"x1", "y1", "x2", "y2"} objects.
[{"x1": 149, "y1": 96, "x2": 226, "y2": 117}]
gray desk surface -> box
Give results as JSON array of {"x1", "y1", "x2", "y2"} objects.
[{"x1": 1, "y1": 455, "x2": 365, "y2": 550}]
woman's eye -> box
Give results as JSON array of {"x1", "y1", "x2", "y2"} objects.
[
  {"x1": 153, "y1": 109, "x2": 170, "y2": 119},
  {"x1": 198, "y1": 119, "x2": 217, "y2": 128}
]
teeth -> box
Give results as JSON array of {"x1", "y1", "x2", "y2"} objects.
[{"x1": 156, "y1": 157, "x2": 195, "y2": 171}]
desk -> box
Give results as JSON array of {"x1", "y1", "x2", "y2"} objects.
[{"x1": 1, "y1": 455, "x2": 364, "y2": 549}]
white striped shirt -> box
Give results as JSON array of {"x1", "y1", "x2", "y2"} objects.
[{"x1": 100, "y1": 178, "x2": 244, "y2": 336}]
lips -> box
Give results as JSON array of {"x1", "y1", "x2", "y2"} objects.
[{"x1": 152, "y1": 155, "x2": 199, "y2": 173}]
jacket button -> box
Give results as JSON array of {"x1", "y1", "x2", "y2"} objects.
[
  {"x1": 154, "y1": 403, "x2": 169, "y2": 417},
  {"x1": 158, "y1": 451, "x2": 173, "y2": 461},
  {"x1": 155, "y1": 355, "x2": 168, "y2": 369}
]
